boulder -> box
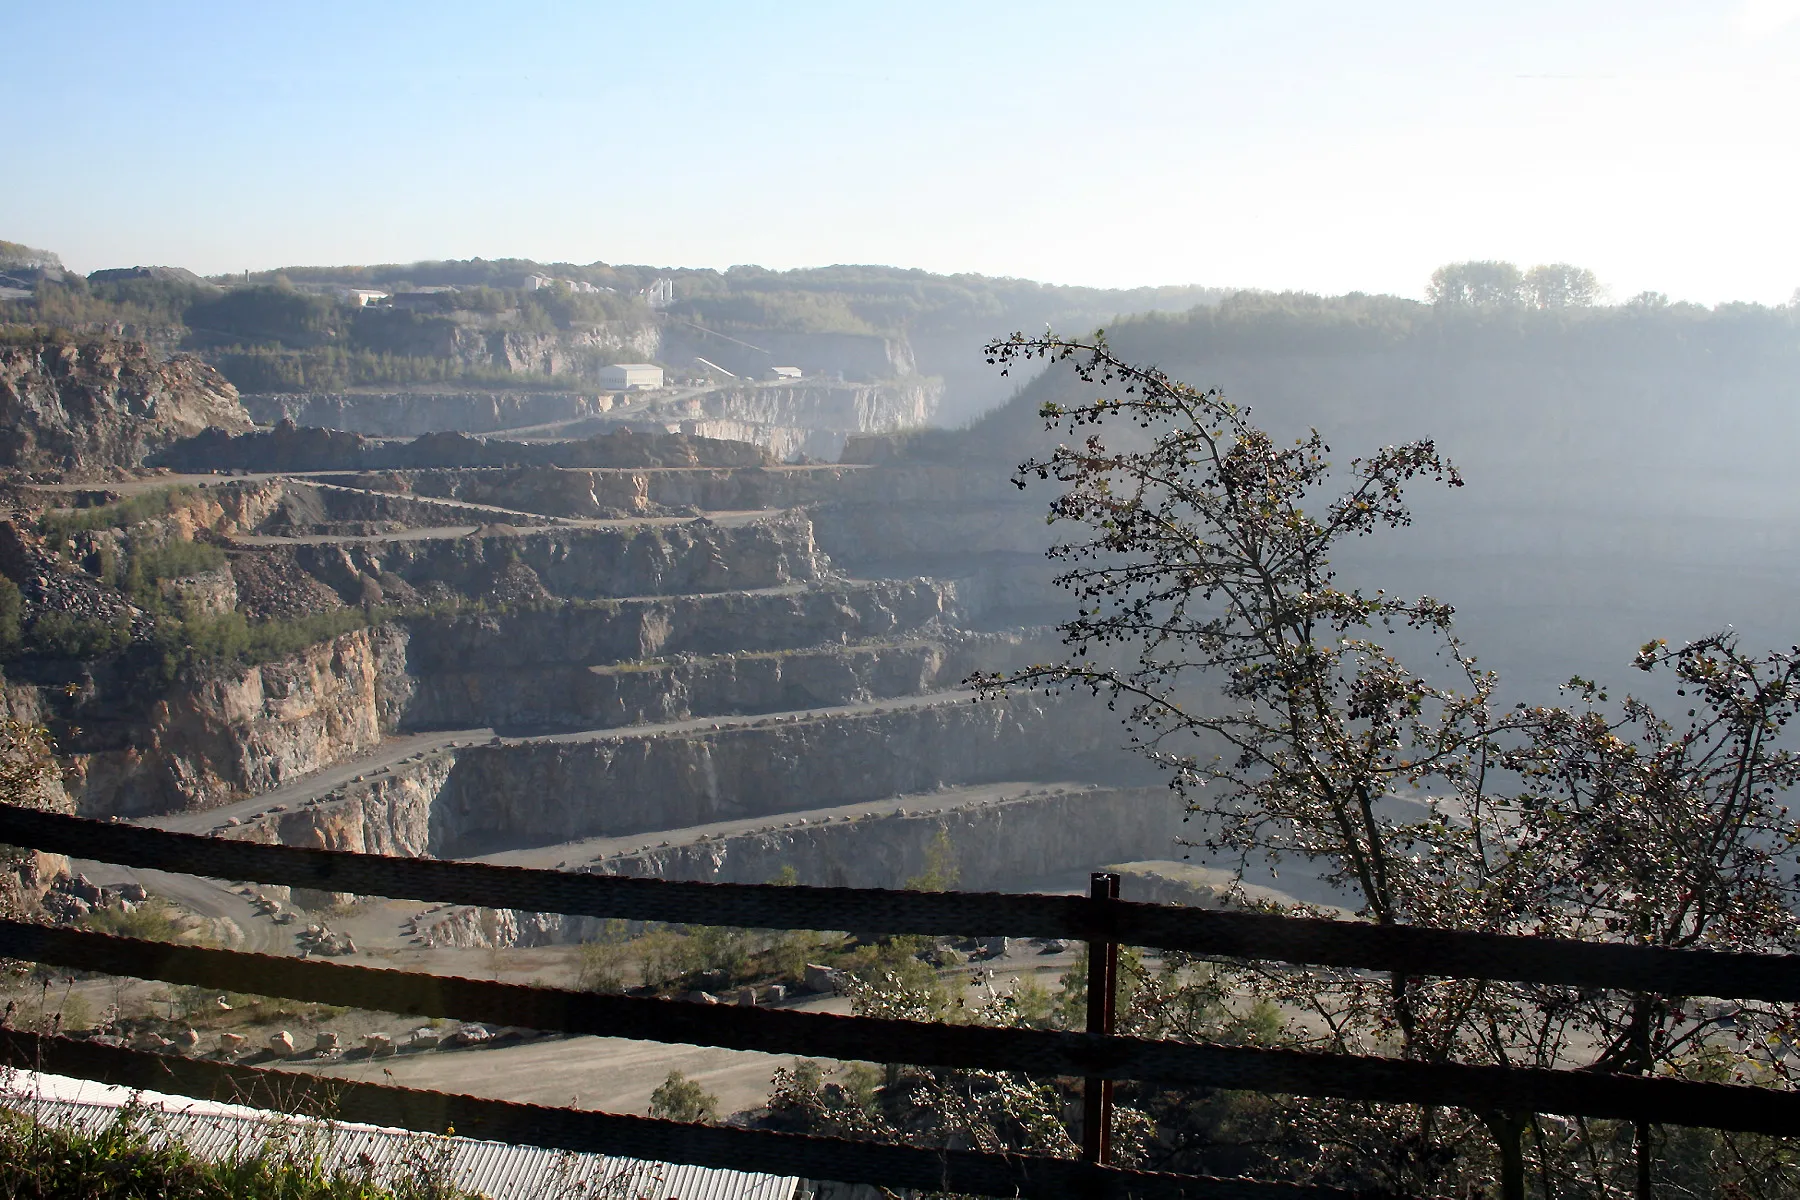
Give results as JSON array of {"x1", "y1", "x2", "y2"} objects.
[
  {"x1": 804, "y1": 963, "x2": 848, "y2": 994},
  {"x1": 267, "y1": 1030, "x2": 295, "y2": 1057}
]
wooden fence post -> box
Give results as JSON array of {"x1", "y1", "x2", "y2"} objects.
[{"x1": 1082, "y1": 871, "x2": 1121, "y2": 1165}]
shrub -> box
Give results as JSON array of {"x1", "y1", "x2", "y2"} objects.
[
  {"x1": 181, "y1": 608, "x2": 379, "y2": 666},
  {"x1": 26, "y1": 611, "x2": 132, "y2": 660},
  {"x1": 575, "y1": 936, "x2": 631, "y2": 994},
  {"x1": 123, "y1": 540, "x2": 228, "y2": 609},
  {"x1": 0, "y1": 1100, "x2": 482, "y2": 1199},
  {"x1": 80, "y1": 898, "x2": 191, "y2": 944},
  {"x1": 37, "y1": 486, "x2": 200, "y2": 544},
  {"x1": 0, "y1": 578, "x2": 20, "y2": 649},
  {"x1": 648, "y1": 1071, "x2": 719, "y2": 1123}
]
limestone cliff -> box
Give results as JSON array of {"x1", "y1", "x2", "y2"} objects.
[
  {"x1": 397, "y1": 581, "x2": 956, "y2": 674},
  {"x1": 415, "y1": 785, "x2": 1185, "y2": 949},
  {"x1": 588, "y1": 785, "x2": 1183, "y2": 891},
  {"x1": 671, "y1": 380, "x2": 942, "y2": 461},
  {"x1": 222, "y1": 692, "x2": 1147, "y2": 863},
  {"x1": 349, "y1": 312, "x2": 660, "y2": 380},
  {"x1": 405, "y1": 641, "x2": 951, "y2": 732},
  {"x1": 386, "y1": 465, "x2": 855, "y2": 519},
  {"x1": 284, "y1": 512, "x2": 824, "y2": 603},
  {"x1": 24, "y1": 623, "x2": 412, "y2": 817},
  {"x1": 0, "y1": 338, "x2": 252, "y2": 476},
  {"x1": 657, "y1": 328, "x2": 912, "y2": 382},
  {"x1": 242, "y1": 392, "x2": 618, "y2": 438},
  {"x1": 154, "y1": 424, "x2": 771, "y2": 473},
  {"x1": 426, "y1": 694, "x2": 1140, "y2": 856}
]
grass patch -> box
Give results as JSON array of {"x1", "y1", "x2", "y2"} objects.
[
  {"x1": 80, "y1": 898, "x2": 202, "y2": 945},
  {"x1": 167, "y1": 608, "x2": 383, "y2": 671},
  {"x1": 0, "y1": 1100, "x2": 480, "y2": 1200},
  {"x1": 37, "y1": 487, "x2": 203, "y2": 544},
  {"x1": 22, "y1": 611, "x2": 133, "y2": 660}
]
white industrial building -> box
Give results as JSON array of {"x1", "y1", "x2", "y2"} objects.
[
  {"x1": 332, "y1": 287, "x2": 389, "y2": 307},
  {"x1": 600, "y1": 363, "x2": 664, "y2": 391},
  {"x1": 766, "y1": 365, "x2": 804, "y2": 381}
]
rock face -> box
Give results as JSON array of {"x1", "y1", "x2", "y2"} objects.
[
  {"x1": 35, "y1": 623, "x2": 413, "y2": 817},
  {"x1": 383, "y1": 465, "x2": 854, "y2": 519},
  {"x1": 0, "y1": 339, "x2": 252, "y2": 475},
  {"x1": 404, "y1": 640, "x2": 953, "y2": 732},
  {"x1": 399, "y1": 580, "x2": 956, "y2": 674},
  {"x1": 242, "y1": 392, "x2": 617, "y2": 437},
  {"x1": 402, "y1": 624, "x2": 1053, "y2": 734},
  {"x1": 671, "y1": 381, "x2": 942, "y2": 461},
  {"x1": 414, "y1": 785, "x2": 1185, "y2": 948},
  {"x1": 590, "y1": 785, "x2": 1182, "y2": 891},
  {"x1": 425, "y1": 694, "x2": 1137, "y2": 856},
  {"x1": 154, "y1": 424, "x2": 770, "y2": 473},
  {"x1": 348, "y1": 313, "x2": 660, "y2": 380},
  {"x1": 222, "y1": 692, "x2": 1144, "y2": 861},
  {"x1": 11, "y1": 572, "x2": 962, "y2": 818},
  {"x1": 224, "y1": 381, "x2": 937, "y2": 465},
  {"x1": 247, "y1": 754, "x2": 452, "y2": 859},
  {"x1": 658, "y1": 328, "x2": 914, "y2": 382},
  {"x1": 281, "y1": 513, "x2": 824, "y2": 603},
  {"x1": 810, "y1": 464, "x2": 1061, "y2": 626}
]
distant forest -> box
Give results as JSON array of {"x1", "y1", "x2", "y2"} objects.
[
  {"x1": 6, "y1": 250, "x2": 1795, "y2": 421},
  {"x1": 898, "y1": 282, "x2": 1800, "y2": 712},
  {"x1": 0, "y1": 254, "x2": 1228, "y2": 396},
  {"x1": 231, "y1": 257, "x2": 1229, "y2": 338}
]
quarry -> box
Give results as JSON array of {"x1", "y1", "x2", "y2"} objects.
[
  {"x1": 7, "y1": 254, "x2": 1800, "y2": 1197},
  {"x1": 8, "y1": 5, "x2": 1799, "y2": 1191},
  {"x1": 0, "y1": 326, "x2": 1202, "y2": 1118}
]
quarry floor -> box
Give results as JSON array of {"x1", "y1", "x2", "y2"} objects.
[
  {"x1": 291, "y1": 939, "x2": 1085, "y2": 1119},
  {"x1": 76, "y1": 778, "x2": 1095, "y2": 963},
  {"x1": 38, "y1": 888, "x2": 1087, "y2": 1119},
  {"x1": 36, "y1": 458, "x2": 1172, "y2": 1119}
]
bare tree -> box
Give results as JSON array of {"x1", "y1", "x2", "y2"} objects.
[{"x1": 972, "y1": 333, "x2": 1800, "y2": 1198}]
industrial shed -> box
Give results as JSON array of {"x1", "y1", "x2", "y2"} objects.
[{"x1": 600, "y1": 363, "x2": 665, "y2": 390}]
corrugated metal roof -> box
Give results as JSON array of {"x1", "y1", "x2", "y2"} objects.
[{"x1": 5, "y1": 1095, "x2": 797, "y2": 1200}]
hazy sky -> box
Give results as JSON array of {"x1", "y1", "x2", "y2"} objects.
[{"x1": 7, "y1": 1, "x2": 1797, "y2": 303}]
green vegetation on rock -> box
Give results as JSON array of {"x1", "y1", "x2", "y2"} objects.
[
  {"x1": 648, "y1": 1071, "x2": 719, "y2": 1124},
  {"x1": 0, "y1": 1103, "x2": 480, "y2": 1200},
  {"x1": 37, "y1": 486, "x2": 204, "y2": 544}
]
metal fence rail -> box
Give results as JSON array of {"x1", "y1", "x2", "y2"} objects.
[
  {"x1": 3, "y1": 803, "x2": 1798, "y2": 1198},
  {"x1": 3, "y1": 920, "x2": 1792, "y2": 1134},
  {"x1": 6, "y1": 805, "x2": 1799, "y2": 1000},
  {"x1": 0, "y1": 1029, "x2": 1333, "y2": 1200}
]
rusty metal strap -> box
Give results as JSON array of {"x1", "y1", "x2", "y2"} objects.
[
  {"x1": 0, "y1": 1030, "x2": 1357, "y2": 1200},
  {"x1": 7, "y1": 805, "x2": 1800, "y2": 1000},
  {"x1": 4, "y1": 921, "x2": 1797, "y2": 1135}
]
